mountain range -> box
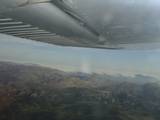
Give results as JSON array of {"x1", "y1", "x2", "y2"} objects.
[{"x1": 0, "y1": 61, "x2": 160, "y2": 120}]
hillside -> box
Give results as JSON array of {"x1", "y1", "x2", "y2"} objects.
[{"x1": 0, "y1": 61, "x2": 160, "y2": 120}]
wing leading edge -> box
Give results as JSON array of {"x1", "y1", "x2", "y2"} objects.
[{"x1": 0, "y1": 0, "x2": 160, "y2": 49}]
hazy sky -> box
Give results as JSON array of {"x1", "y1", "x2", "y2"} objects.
[{"x1": 0, "y1": 33, "x2": 160, "y2": 78}]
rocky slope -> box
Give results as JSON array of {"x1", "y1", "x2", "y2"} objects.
[{"x1": 0, "y1": 61, "x2": 160, "y2": 120}]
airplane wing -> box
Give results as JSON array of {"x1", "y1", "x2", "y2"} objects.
[{"x1": 0, "y1": 0, "x2": 160, "y2": 49}]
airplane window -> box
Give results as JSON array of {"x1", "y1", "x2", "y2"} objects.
[{"x1": 0, "y1": 0, "x2": 160, "y2": 120}]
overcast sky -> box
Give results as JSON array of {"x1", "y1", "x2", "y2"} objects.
[{"x1": 0, "y1": 33, "x2": 160, "y2": 78}]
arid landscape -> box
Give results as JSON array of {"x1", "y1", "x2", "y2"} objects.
[{"x1": 0, "y1": 61, "x2": 160, "y2": 120}]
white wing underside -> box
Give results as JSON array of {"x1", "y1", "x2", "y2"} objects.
[{"x1": 0, "y1": 0, "x2": 160, "y2": 49}]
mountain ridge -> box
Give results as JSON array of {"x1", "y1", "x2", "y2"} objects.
[{"x1": 0, "y1": 61, "x2": 160, "y2": 120}]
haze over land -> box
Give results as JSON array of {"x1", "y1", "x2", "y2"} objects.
[{"x1": 0, "y1": 34, "x2": 160, "y2": 78}]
